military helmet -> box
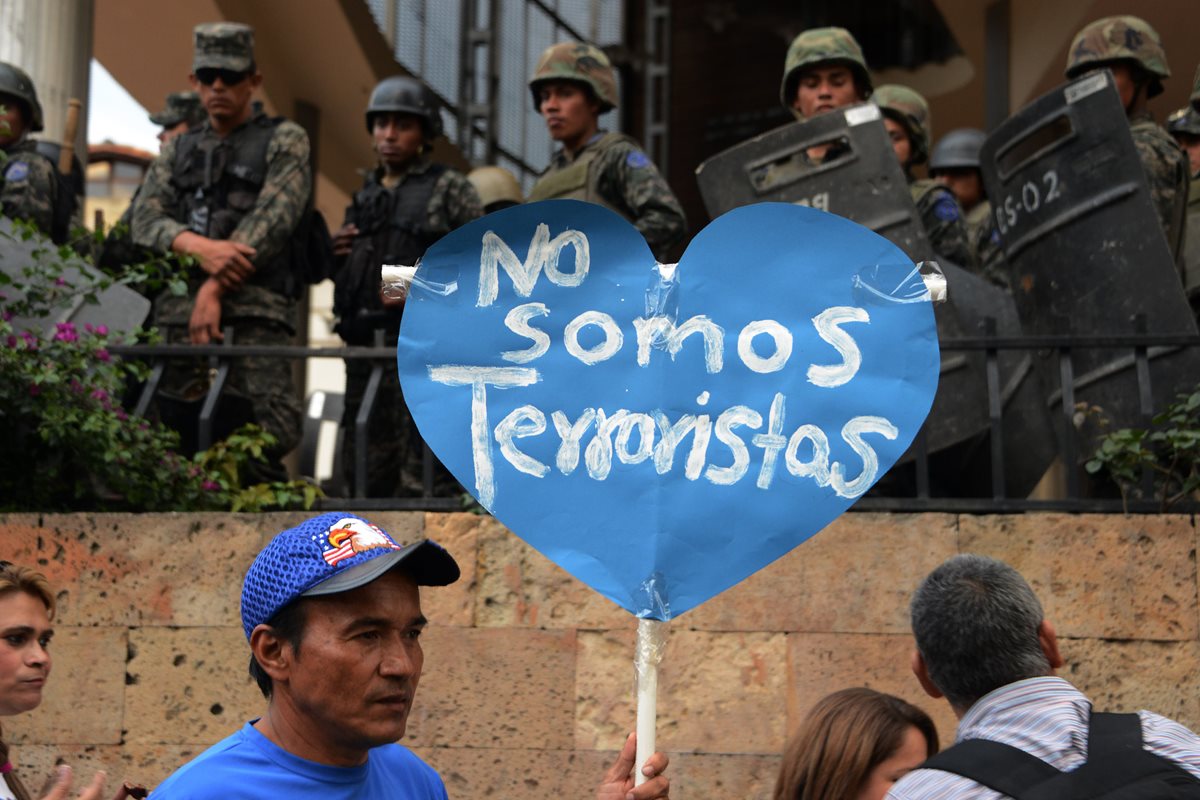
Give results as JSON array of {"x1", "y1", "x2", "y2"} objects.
[
  {"x1": 779, "y1": 27, "x2": 872, "y2": 113},
  {"x1": 0, "y1": 60, "x2": 44, "y2": 133},
  {"x1": 529, "y1": 42, "x2": 618, "y2": 113},
  {"x1": 365, "y1": 76, "x2": 444, "y2": 138},
  {"x1": 468, "y1": 166, "x2": 523, "y2": 210},
  {"x1": 149, "y1": 91, "x2": 206, "y2": 129},
  {"x1": 929, "y1": 128, "x2": 986, "y2": 173},
  {"x1": 873, "y1": 84, "x2": 931, "y2": 164},
  {"x1": 1166, "y1": 106, "x2": 1200, "y2": 138},
  {"x1": 1064, "y1": 15, "x2": 1170, "y2": 98}
]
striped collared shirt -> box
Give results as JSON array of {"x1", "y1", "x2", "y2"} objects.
[{"x1": 887, "y1": 676, "x2": 1200, "y2": 799}]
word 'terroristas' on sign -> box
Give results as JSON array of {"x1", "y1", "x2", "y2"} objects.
[{"x1": 399, "y1": 200, "x2": 939, "y2": 620}]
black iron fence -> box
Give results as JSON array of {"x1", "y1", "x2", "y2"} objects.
[{"x1": 111, "y1": 329, "x2": 1200, "y2": 514}]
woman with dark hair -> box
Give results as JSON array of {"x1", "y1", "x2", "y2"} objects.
[
  {"x1": 773, "y1": 688, "x2": 938, "y2": 800},
  {"x1": 0, "y1": 562, "x2": 106, "y2": 800}
]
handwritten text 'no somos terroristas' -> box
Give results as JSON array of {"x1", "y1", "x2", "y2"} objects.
[{"x1": 428, "y1": 224, "x2": 899, "y2": 508}]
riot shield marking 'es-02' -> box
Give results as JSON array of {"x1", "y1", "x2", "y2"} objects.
[
  {"x1": 398, "y1": 200, "x2": 939, "y2": 619},
  {"x1": 980, "y1": 71, "x2": 1200, "y2": 461},
  {"x1": 696, "y1": 108, "x2": 1057, "y2": 496}
]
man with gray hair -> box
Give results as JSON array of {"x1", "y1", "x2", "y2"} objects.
[{"x1": 888, "y1": 554, "x2": 1200, "y2": 798}]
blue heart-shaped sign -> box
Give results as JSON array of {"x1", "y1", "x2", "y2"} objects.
[{"x1": 399, "y1": 200, "x2": 938, "y2": 620}]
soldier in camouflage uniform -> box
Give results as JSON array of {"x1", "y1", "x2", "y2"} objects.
[
  {"x1": 778, "y1": 27, "x2": 872, "y2": 163},
  {"x1": 332, "y1": 75, "x2": 483, "y2": 496},
  {"x1": 527, "y1": 42, "x2": 686, "y2": 261},
  {"x1": 150, "y1": 91, "x2": 208, "y2": 147},
  {"x1": 131, "y1": 23, "x2": 311, "y2": 483},
  {"x1": 930, "y1": 128, "x2": 1008, "y2": 288},
  {"x1": 1167, "y1": 106, "x2": 1200, "y2": 178},
  {"x1": 1167, "y1": 106, "x2": 1200, "y2": 317},
  {"x1": 100, "y1": 92, "x2": 209, "y2": 274},
  {"x1": 873, "y1": 84, "x2": 975, "y2": 270},
  {"x1": 1065, "y1": 15, "x2": 1189, "y2": 263},
  {"x1": 0, "y1": 61, "x2": 70, "y2": 244}
]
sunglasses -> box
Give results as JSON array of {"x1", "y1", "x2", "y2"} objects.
[{"x1": 195, "y1": 68, "x2": 249, "y2": 87}]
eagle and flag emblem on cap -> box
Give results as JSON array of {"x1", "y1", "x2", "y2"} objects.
[{"x1": 316, "y1": 516, "x2": 403, "y2": 567}]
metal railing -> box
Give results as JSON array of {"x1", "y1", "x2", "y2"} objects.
[{"x1": 111, "y1": 328, "x2": 1200, "y2": 514}]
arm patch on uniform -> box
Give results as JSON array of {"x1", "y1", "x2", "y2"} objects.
[
  {"x1": 626, "y1": 151, "x2": 650, "y2": 169},
  {"x1": 3, "y1": 161, "x2": 29, "y2": 182},
  {"x1": 933, "y1": 193, "x2": 960, "y2": 222}
]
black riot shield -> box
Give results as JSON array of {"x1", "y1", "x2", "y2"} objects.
[
  {"x1": 696, "y1": 102, "x2": 930, "y2": 257},
  {"x1": 980, "y1": 71, "x2": 1200, "y2": 475},
  {"x1": 697, "y1": 107, "x2": 1057, "y2": 496}
]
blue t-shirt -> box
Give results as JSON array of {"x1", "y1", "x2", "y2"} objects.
[{"x1": 152, "y1": 722, "x2": 447, "y2": 799}]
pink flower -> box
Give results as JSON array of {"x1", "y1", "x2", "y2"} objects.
[
  {"x1": 95, "y1": 348, "x2": 111, "y2": 362},
  {"x1": 5, "y1": 335, "x2": 15, "y2": 348},
  {"x1": 95, "y1": 324, "x2": 109, "y2": 336},
  {"x1": 55, "y1": 277, "x2": 67, "y2": 286},
  {"x1": 202, "y1": 480, "x2": 220, "y2": 491},
  {"x1": 28, "y1": 384, "x2": 40, "y2": 397},
  {"x1": 90, "y1": 388, "x2": 109, "y2": 402},
  {"x1": 53, "y1": 322, "x2": 78, "y2": 343}
]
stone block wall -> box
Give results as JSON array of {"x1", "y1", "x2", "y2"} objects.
[{"x1": 0, "y1": 512, "x2": 1196, "y2": 798}]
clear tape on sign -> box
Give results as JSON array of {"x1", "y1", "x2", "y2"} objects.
[
  {"x1": 381, "y1": 260, "x2": 459, "y2": 301},
  {"x1": 851, "y1": 260, "x2": 947, "y2": 306},
  {"x1": 643, "y1": 262, "x2": 682, "y2": 351},
  {"x1": 635, "y1": 570, "x2": 671, "y2": 620}
]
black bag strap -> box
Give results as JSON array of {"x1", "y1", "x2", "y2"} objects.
[
  {"x1": 921, "y1": 737, "x2": 1061, "y2": 797},
  {"x1": 921, "y1": 710, "x2": 1200, "y2": 799}
]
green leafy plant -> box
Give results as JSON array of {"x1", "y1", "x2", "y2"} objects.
[
  {"x1": 1085, "y1": 385, "x2": 1200, "y2": 512},
  {"x1": 0, "y1": 218, "x2": 320, "y2": 512}
]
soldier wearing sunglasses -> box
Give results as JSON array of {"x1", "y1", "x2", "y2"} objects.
[{"x1": 131, "y1": 23, "x2": 311, "y2": 483}]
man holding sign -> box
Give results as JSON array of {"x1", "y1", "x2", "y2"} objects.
[{"x1": 151, "y1": 513, "x2": 671, "y2": 800}]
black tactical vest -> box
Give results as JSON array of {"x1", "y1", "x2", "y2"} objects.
[
  {"x1": 333, "y1": 162, "x2": 446, "y2": 344},
  {"x1": 171, "y1": 113, "x2": 286, "y2": 292}
]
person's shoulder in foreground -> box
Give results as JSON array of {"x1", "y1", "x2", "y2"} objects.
[
  {"x1": 886, "y1": 552, "x2": 1200, "y2": 799},
  {"x1": 153, "y1": 721, "x2": 444, "y2": 799}
]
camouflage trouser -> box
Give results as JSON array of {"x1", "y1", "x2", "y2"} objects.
[
  {"x1": 157, "y1": 318, "x2": 303, "y2": 484},
  {"x1": 340, "y1": 358, "x2": 460, "y2": 498}
]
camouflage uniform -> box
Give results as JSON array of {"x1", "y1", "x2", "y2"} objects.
[
  {"x1": 337, "y1": 160, "x2": 482, "y2": 497},
  {"x1": 1065, "y1": 15, "x2": 1189, "y2": 261},
  {"x1": 529, "y1": 132, "x2": 686, "y2": 259},
  {"x1": 0, "y1": 61, "x2": 71, "y2": 243},
  {"x1": 874, "y1": 84, "x2": 975, "y2": 269},
  {"x1": 1168, "y1": 108, "x2": 1200, "y2": 316},
  {"x1": 1129, "y1": 112, "x2": 1190, "y2": 259},
  {"x1": 1, "y1": 138, "x2": 59, "y2": 239},
  {"x1": 131, "y1": 23, "x2": 310, "y2": 481},
  {"x1": 930, "y1": 128, "x2": 1009, "y2": 288},
  {"x1": 101, "y1": 92, "x2": 208, "y2": 273},
  {"x1": 527, "y1": 42, "x2": 687, "y2": 261},
  {"x1": 966, "y1": 201, "x2": 1008, "y2": 289},
  {"x1": 336, "y1": 75, "x2": 483, "y2": 497}
]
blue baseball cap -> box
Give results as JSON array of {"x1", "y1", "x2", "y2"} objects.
[{"x1": 240, "y1": 512, "x2": 460, "y2": 640}]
